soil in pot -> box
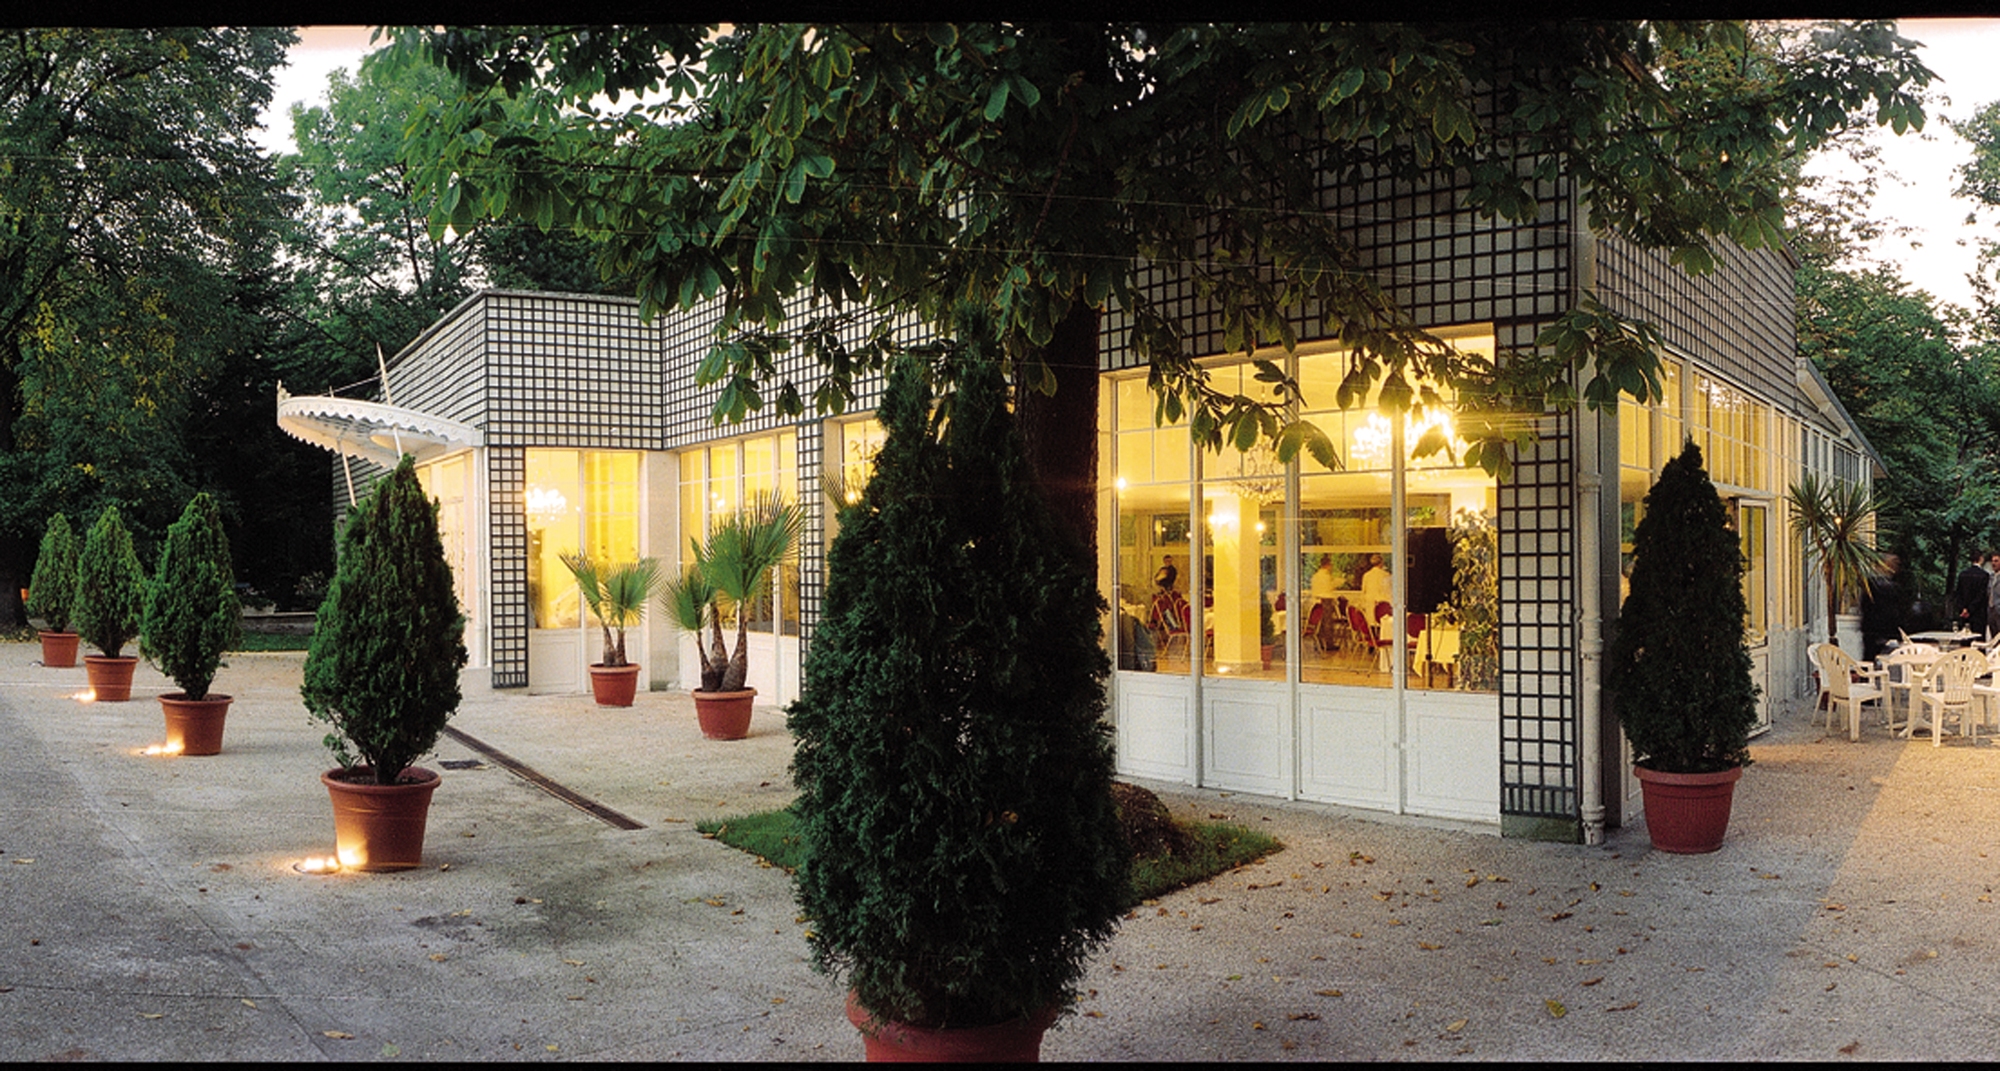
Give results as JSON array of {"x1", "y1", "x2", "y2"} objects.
[
  {"x1": 38, "y1": 631, "x2": 78, "y2": 668},
  {"x1": 322, "y1": 766, "x2": 441, "y2": 872},
  {"x1": 1634, "y1": 764, "x2": 1742, "y2": 854},
  {"x1": 692, "y1": 688, "x2": 755, "y2": 739},
  {"x1": 588, "y1": 663, "x2": 641, "y2": 707},
  {"x1": 82, "y1": 655, "x2": 138, "y2": 702},
  {"x1": 160, "y1": 693, "x2": 232, "y2": 756},
  {"x1": 846, "y1": 992, "x2": 1058, "y2": 1063}
]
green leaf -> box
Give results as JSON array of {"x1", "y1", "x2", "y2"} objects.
[{"x1": 984, "y1": 81, "x2": 1010, "y2": 121}]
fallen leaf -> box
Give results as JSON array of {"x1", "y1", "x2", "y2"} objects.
[
  {"x1": 11, "y1": 859, "x2": 32, "y2": 865},
  {"x1": 1085, "y1": 1010, "x2": 1105, "y2": 1018},
  {"x1": 1548, "y1": 912, "x2": 1573, "y2": 922},
  {"x1": 563, "y1": 959, "x2": 585, "y2": 966},
  {"x1": 429, "y1": 953, "x2": 447, "y2": 962},
  {"x1": 1198, "y1": 897, "x2": 1221, "y2": 905},
  {"x1": 241, "y1": 999, "x2": 257, "y2": 1008},
  {"x1": 138, "y1": 1013, "x2": 164, "y2": 1020},
  {"x1": 323, "y1": 1030, "x2": 354, "y2": 1039},
  {"x1": 1225, "y1": 974, "x2": 1242, "y2": 981},
  {"x1": 771, "y1": 997, "x2": 785, "y2": 1005},
  {"x1": 1606, "y1": 1001, "x2": 1638, "y2": 1012},
  {"x1": 1288, "y1": 1012, "x2": 1321, "y2": 1022},
  {"x1": 1581, "y1": 977, "x2": 1604, "y2": 987},
  {"x1": 1839, "y1": 1042, "x2": 1860, "y2": 1055},
  {"x1": 1545, "y1": 999, "x2": 1567, "y2": 1019},
  {"x1": 1251, "y1": 1021, "x2": 1267, "y2": 1030},
  {"x1": 1418, "y1": 942, "x2": 1443, "y2": 951},
  {"x1": 209, "y1": 864, "x2": 232, "y2": 872},
  {"x1": 1445, "y1": 1018, "x2": 1467, "y2": 1033}
]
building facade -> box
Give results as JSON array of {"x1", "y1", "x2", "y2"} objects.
[{"x1": 279, "y1": 166, "x2": 1876, "y2": 843}]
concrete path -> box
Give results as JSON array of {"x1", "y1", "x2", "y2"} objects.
[{"x1": 2, "y1": 641, "x2": 1997, "y2": 1061}]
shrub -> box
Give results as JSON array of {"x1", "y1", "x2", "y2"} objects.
[
  {"x1": 1604, "y1": 440, "x2": 1758, "y2": 773},
  {"x1": 787, "y1": 338, "x2": 1129, "y2": 1031},
  {"x1": 26, "y1": 514, "x2": 77, "y2": 633},
  {"x1": 70, "y1": 506, "x2": 146, "y2": 658},
  {"x1": 301, "y1": 457, "x2": 467, "y2": 784},
  {"x1": 141, "y1": 493, "x2": 242, "y2": 700}
]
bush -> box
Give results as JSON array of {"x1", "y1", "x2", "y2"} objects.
[
  {"x1": 1604, "y1": 440, "x2": 1758, "y2": 773},
  {"x1": 26, "y1": 514, "x2": 77, "y2": 633},
  {"x1": 141, "y1": 493, "x2": 242, "y2": 700},
  {"x1": 787, "y1": 339, "x2": 1128, "y2": 1031},
  {"x1": 301, "y1": 457, "x2": 467, "y2": 785},
  {"x1": 70, "y1": 506, "x2": 146, "y2": 658}
]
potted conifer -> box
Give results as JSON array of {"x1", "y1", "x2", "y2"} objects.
[
  {"x1": 26, "y1": 513, "x2": 80, "y2": 668},
  {"x1": 140, "y1": 493, "x2": 243, "y2": 755},
  {"x1": 70, "y1": 505, "x2": 147, "y2": 702},
  {"x1": 787, "y1": 341, "x2": 1129, "y2": 1061},
  {"x1": 560, "y1": 554, "x2": 662, "y2": 706},
  {"x1": 659, "y1": 491, "x2": 804, "y2": 739},
  {"x1": 1604, "y1": 440, "x2": 1759, "y2": 854},
  {"x1": 301, "y1": 456, "x2": 468, "y2": 871}
]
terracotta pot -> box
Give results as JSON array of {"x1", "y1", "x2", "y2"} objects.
[
  {"x1": 1633, "y1": 764, "x2": 1742, "y2": 854},
  {"x1": 692, "y1": 688, "x2": 755, "y2": 740},
  {"x1": 82, "y1": 655, "x2": 138, "y2": 702},
  {"x1": 38, "y1": 631, "x2": 79, "y2": 669},
  {"x1": 588, "y1": 663, "x2": 641, "y2": 706},
  {"x1": 846, "y1": 992, "x2": 1057, "y2": 1063},
  {"x1": 322, "y1": 766, "x2": 441, "y2": 872},
  {"x1": 159, "y1": 693, "x2": 232, "y2": 756}
]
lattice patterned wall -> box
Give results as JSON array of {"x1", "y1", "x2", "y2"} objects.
[
  {"x1": 482, "y1": 292, "x2": 665, "y2": 448},
  {"x1": 1495, "y1": 404, "x2": 1579, "y2": 821},
  {"x1": 487, "y1": 446, "x2": 529, "y2": 688}
]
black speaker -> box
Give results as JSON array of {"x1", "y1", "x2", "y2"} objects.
[{"x1": 1405, "y1": 527, "x2": 1453, "y2": 615}]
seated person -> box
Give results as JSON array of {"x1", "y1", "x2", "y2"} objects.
[{"x1": 1148, "y1": 586, "x2": 1191, "y2": 648}]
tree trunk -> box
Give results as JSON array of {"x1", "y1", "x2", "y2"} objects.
[{"x1": 1016, "y1": 301, "x2": 1100, "y2": 569}]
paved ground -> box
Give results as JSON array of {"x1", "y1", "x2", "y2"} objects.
[{"x1": 3, "y1": 640, "x2": 1999, "y2": 1061}]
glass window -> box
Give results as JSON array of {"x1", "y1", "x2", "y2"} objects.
[
  {"x1": 526, "y1": 449, "x2": 642, "y2": 632},
  {"x1": 679, "y1": 433, "x2": 802, "y2": 637},
  {"x1": 1110, "y1": 376, "x2": 1193, "y2": 674}
]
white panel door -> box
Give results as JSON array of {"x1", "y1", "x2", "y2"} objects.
[
  {"x1": 1202, "y1": 677, "x2": 1287, "y2": 795},
  {"x1": 1297, "y1": 683, "x2": 1398, "y2": 810},
  {"x1": 1115, "y1": 672, "x2": 1196, "y2": 783}
]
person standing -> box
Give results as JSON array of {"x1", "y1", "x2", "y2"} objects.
[
  {"x1": 1954, "y1": 549, "x2": 1990, "y2": 630},
  {"x1": 1862, "y1": 553, "x2": 1908, "y2": 662},
  {"x1": 1359, "y1": 552, "x2": 1392, "y2": 619},
  {"x1": 1987, "y1": 551, "x2": 2000, "y2": 636}
]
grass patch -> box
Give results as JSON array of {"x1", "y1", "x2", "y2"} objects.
[
  {"x1": 698, "y1": 809, "x2": 1281, "y2": 909},
  {"x1": 231, "y1": 631, "x2": 314, "y2": 652}
]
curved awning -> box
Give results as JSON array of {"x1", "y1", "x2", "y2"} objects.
[{"x1": 276, "y1": 385, "x2": 483, "y2": 468}]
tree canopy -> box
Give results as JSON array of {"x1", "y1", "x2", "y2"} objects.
[{"x1": 384, "y1": 20, "x2": 1932, "y2": 503}]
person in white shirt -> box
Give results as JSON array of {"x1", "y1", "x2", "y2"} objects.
[{"x1": 1359, "y1": 553, "x2": 1392, "y2": 618}]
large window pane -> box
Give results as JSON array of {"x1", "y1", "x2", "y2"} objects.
[{"x1": 526, "y1": 448, "x2": 582, "y2": 630}]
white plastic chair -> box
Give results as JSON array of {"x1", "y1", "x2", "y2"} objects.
[
  {"x1": 1915, "y1": 647, "x2": 1987, "y2": 747},
  {"x1": 1815, "y1": 644, "x2": 1884, "y2": 742},
  {"x1": 1877, "y1": 643, "x2": 1939, "y2": 733}
]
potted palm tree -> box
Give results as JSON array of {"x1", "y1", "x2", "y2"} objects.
[
  {"x1": 560, "y1": 553, "x2": 662, "y2": 706},
  {"x1": 70, "y1": 505, "x2": 147, "y2": 702},
  {"x1": 1787, "y1": 471, "x2": 1883, "y2": 655},
  {"x1": 301, "y1": 456, "x2": 468, "y2": 872},
  {"x1": 26, "y1": 513, "x2": 79, "y2": 668},
  {"x1": 1605, "y1": 440, "x2": 1759, "y2": 854},
  {"x1": 140, "y1": 493, "x2": 243, "y2": 755},
  {"x1": 659, "y1": 490, "x2": 804, "y2": 739},
  {"x1": 788, "y1": 342, "x2": 1128, "y2": 1061}
]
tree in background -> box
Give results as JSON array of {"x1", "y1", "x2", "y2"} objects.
[
  {"x1": 0, "y1": 28, "x2": 297, "y2": 622},
  {"x1": 387, "y1": 21, "x2": 1931, "y2": 554}
]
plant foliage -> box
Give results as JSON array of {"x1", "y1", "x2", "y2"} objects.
[
  {"x1": 1446, "y1": 508, "x2": 1500, "y2": 691},
  {"x1": 301, "y1": 456, "x2": 467, "y2": 784},
  {"x1": 561, "y1": 553, "x2": 661, "y2": 667},
  {"x1": 70, "y1": 505, "x2": 145, "y2": 658},
  {"x1": 661, "y1": 491, "x2": 803, "y2": 693},
  {"x1": 787, "y1": 334, "x2": 1129, "y2": 1030},
  {"x1": 26, "y1": 513, "x2": 76, "y2": 633},
  {"x1": 1605, "y1": 441, "x2": 1758, "y2": 773},
  {"x1": 140, "y1": 493, "x2": 242, "y2": 700},
  {"x1": 1786, "y1": 472, "x2": 1885, "y2": 645}
]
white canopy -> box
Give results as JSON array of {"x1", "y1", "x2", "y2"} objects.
[{"x1": 276, "y1": 385, "x2": 483, "y2": 469}]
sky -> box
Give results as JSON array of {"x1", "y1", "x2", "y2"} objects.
[{"x1": 260, "y1": 20, "x2": 2000, "y2": 314}]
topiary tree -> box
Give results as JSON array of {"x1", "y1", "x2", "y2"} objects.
[
  {"x1": 787, "y1": 329, "x2": 1130, "y2": 1033},
  {"x1": 1605, "y1": 439, "x2": 1759, "y2": 773},
  {"x1": 141, "y1": 493, "x2": 242, "y2": 701},
  {"x1": 26, "y1": 514, "x2": 78, "y2": 633},
  {"x1": 301, "y1": 456, "x2": 467, "y2": 785},
  {"x1": 70, "y1": 505, "x2": 146, "y2": 658}
]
